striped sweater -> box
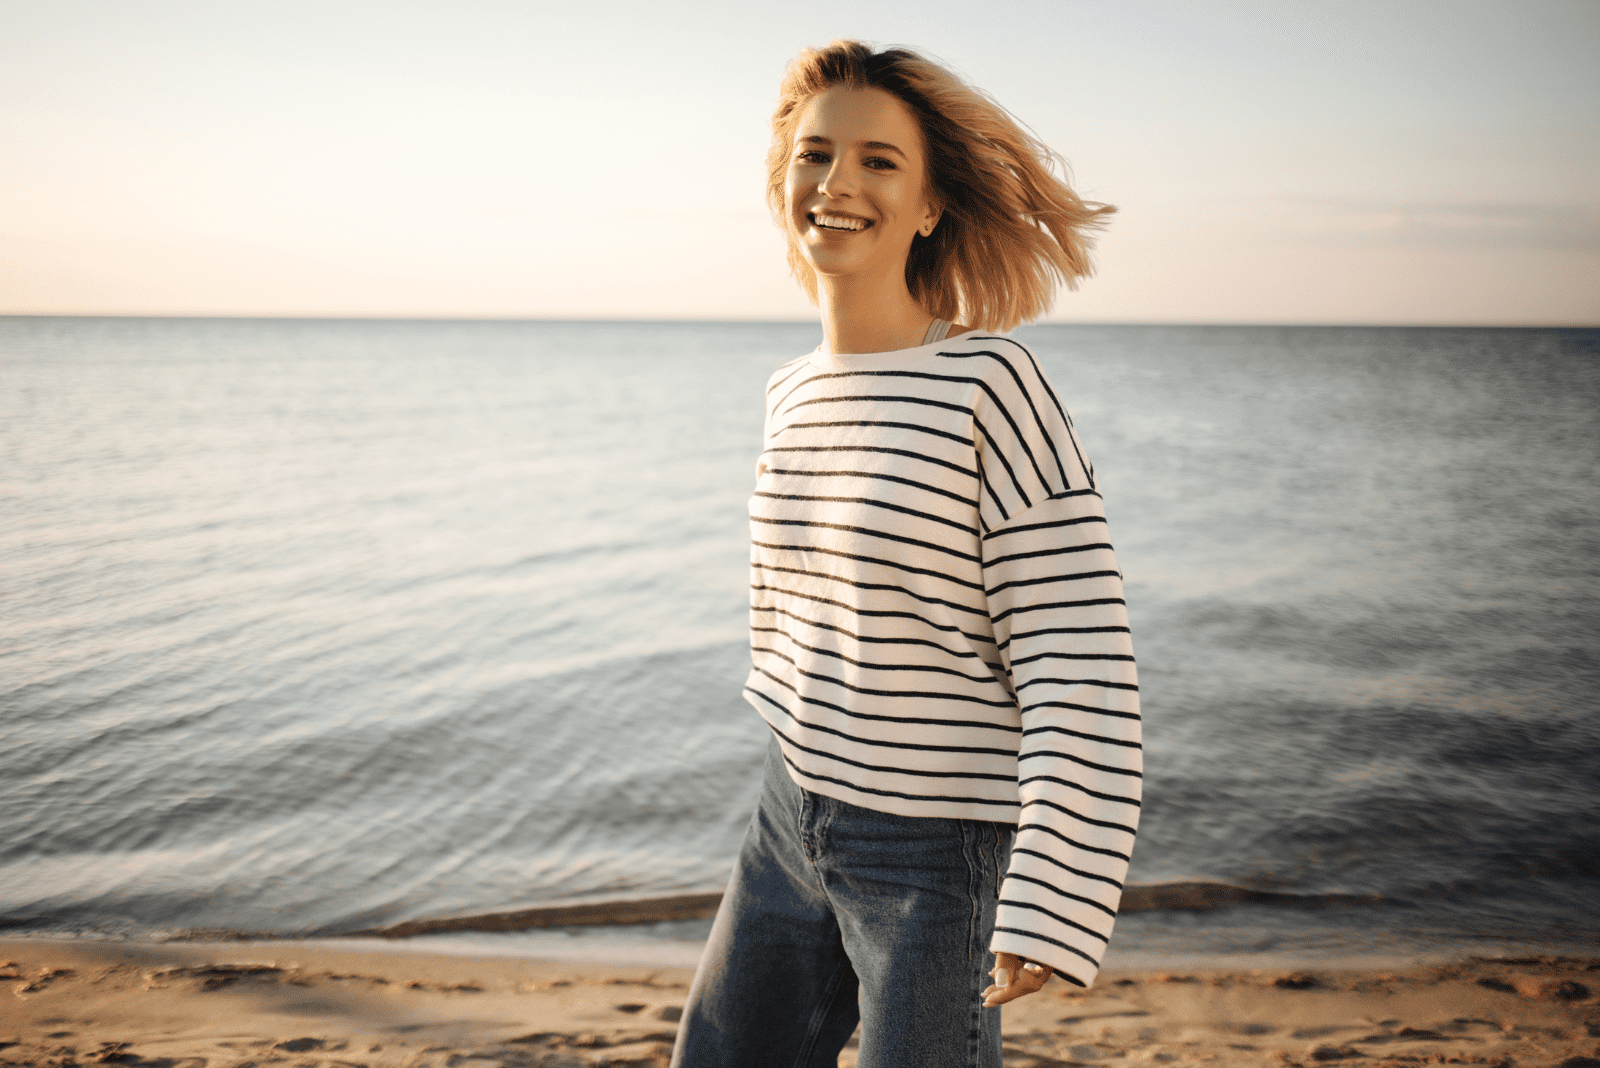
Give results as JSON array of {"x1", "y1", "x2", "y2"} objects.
[{"x1": 744, "y1": 330, "x2": 1141, "y2": 987}]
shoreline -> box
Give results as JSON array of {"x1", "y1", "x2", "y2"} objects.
[
  {"x1": 7, "y1": 880, "x2": 1399, "y2": 945},
  {"x1": 2, "y1": 937, "x2": 1597, "y2": 1067},
  {"x1": 344, "y1": 883, "x2": 1387, "y2": 940}
]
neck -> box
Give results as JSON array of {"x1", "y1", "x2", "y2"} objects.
[{"x1": 816, "y1": 267, "x2": 931, "y2": 355}]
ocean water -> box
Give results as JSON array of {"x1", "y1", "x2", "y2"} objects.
[{"x1": 2, "y1": 317, "x2": 1597, "y2": 958}]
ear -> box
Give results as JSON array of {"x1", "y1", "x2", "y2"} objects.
[{"x1": 920, "y1": 203, "x2": 942, "y2": 237}]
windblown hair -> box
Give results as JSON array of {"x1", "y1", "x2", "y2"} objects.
[{"x1": 768, "y1": 40, "x2": 1114, "y2": 332}]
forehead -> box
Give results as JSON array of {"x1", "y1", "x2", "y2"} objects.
[{"x1": 793, "y1": 86, "x2": 924, "y2": 156}]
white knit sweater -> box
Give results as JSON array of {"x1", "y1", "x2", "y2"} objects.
[{"x1": 744, "y1": 330, "x2": 1142, "y2": 987}]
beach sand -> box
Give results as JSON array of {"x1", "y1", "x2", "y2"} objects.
[{"x1": 1, "y1": 938, "x2": 1597, "y2": 1068}]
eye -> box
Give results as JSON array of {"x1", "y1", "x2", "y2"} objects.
[
  {"x1": 864, "y1": 156, "x2": 898, "y2": 170},
  {"x1": 796, "y1": 150, "x2": 829, "y2": 164}
]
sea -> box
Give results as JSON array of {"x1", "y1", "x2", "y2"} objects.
[{"x1": 2, "y1": 317, "x2": 1597, "y2": 968}]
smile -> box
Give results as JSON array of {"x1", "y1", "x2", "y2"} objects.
[{"x1": 810, "y1": 212, "x2": 872, "y2": 232}]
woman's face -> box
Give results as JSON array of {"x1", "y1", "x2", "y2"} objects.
[{"x1": 785, "y1": 85, "x2": 940, "y2": 286}]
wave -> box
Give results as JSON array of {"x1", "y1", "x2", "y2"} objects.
[
  {"x1": 1118, "y1": 882, "x2": 1383, "y2": 912},
  {"x1": 354, "y1": 892, "x2": 727, "y2": 938},
  {"x1": 284, "y1": 882, "x2": 1388, "y2": 941}
]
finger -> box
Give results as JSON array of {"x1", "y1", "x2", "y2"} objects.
[
  {"x1": 989, "y1": 952, "x2": 1021, "y2": 981},
  {"x1": 983, "y1": 952, "x2": 1019, "y2": 997},
  {"x1": 982, "y1": 973, "x2": 1044, "y2": 1006},
  {"x1": 981, "y1": 952, "x2": 1016, "y2": 1007},
  {"x1": 988, "y1": 953, "x2": 1049, "y2": 986},
  {"x1": 982, "y1": 954, "x2": 1049, "y2": 1006}
]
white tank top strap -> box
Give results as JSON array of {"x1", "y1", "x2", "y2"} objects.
[{"x1": 921, "y1": 318, "x2": 952, "y2": 346}]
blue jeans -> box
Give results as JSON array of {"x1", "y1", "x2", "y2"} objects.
[{"x1": 672, "y1": 737, "x2": 1015, "y2": 1068}]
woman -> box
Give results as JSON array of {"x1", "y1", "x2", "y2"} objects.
[{"x1": 672, "y1": 40, "x2": 1141, "y2": 1068}]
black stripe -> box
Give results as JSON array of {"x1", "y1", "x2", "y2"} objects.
[
  {"x1": 751, "y1": 645, "x2": 1017, "y2": 708},
  {"x1": 960, "y1": 370, "x2": 1053, "y2": 494},
  {"x1": 991, "y1": 598, "x2": 1126, "y2": 625},
  {"x1": 983, "y1": 540, "x2": 1111, "y2": 570},
  {"x1": 764, "y1": 444, "x2": 978, "y2": 481},
  {"x1": 742, "y1": 578, "x2": 992, "y2": 639},
  {"x1": 1010, "y1": 338, "x2": 1097, "y2": 490},
  {"x1": 1007, "y1": 871, "x2": 1118, "y2": 918},
  {"x1": 997, "y1": 899, "x2": 1111, "y2": 944},
  {"x1": 1014, "y1": 675, "x2": 1140, "y2": 694},
  {"x1": 751, "y1": 575, "x2": 989, "y2": 621},
  {"x1": 765, "y1": 358, "x2": 810, "y2": 396},
  {"x1": 975, "y1": 451, "x2": 1009, "y2": 525},
  {"x1": 753, "y1": 627, "x2": 1007, "y2": 687},
  {"x1": 783, "y1": 393, "x2": 973, "y2": 418},
  {"x1": 750, "y1": 688, "x2": 1017, "y2": 761},
  {"x1": 990, "y1": 925, "x2": 1099, "y2": 973},
  {"x1": 773, "y1": 368, "x2": 825, "y2": 411},
  {"x1": 1010, "y1": 651, "x2": 1138, "y2": 667},
  {"x1": 1017, "y1": 821, "x2": 1131, "y2": 861},
  {"x1": 774, "y1": 740, "x2": 1018, "y2": 807},
  {"x1": 1021, "y1": 723, "x2": 1141, "y2": 750},
  {"x1": 1011, "y1": 846, "x2": 1125, "y2": 889},
  {"x1": 804, "y1": 367, "x2": 978, "y2": 388},
  {"x1": 750, "y1": 668, "x2": 1021, "y2": 733},
  {"x1": 751, "y1": 516, "x2": 981, "y2": 564},
  {"x1": 754, "y1": 545, "x2": 982, "y2": 592},
  {"x1": 778, "y1": 418, "x2": 972, "y2": 446},
  {"x1": 973, "y1": 415, "x2": 1031, "y2": 509},
  {"x1": 982, "y1": 506, "x2": 1105, "y2": 542},
  {"x1": 985, "y1": 569, "x2": 1122, "y2": 597},
  {"x1": 1022, "y1": 797, "x2": 1139, "y2": 836},
  {"x1": 1021, "y1": 699, "x2": 1141, "y2": 722},
  {"x1": 1004, "y1": 624, "x2": 1130, "y2": 645},
  {"x1": 1019, "y1": 773, "x2": 1142, "y2": 808},
  {"x1": 752, "y1": 604, "x2": 991, "y2": 661},
  {"x1": 766, "y1": 467, "x2": 977, "y2": 508},
  {"x1": 755, "y1": 490, "x2": 979, "y2": 537},
  {"x1": 1018, "y1": 748, "x2": 1142, "y2": 779}
]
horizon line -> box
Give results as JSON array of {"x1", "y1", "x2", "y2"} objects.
[{"x1": 3, "y1": 313, "x2": 1597, "y2": 330}]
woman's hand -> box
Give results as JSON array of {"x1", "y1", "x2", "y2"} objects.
[{"x1": 981, "y1": 951, "x2": 1052, "y2": 1007}]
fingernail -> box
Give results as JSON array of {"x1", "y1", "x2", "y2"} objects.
[
  {"x1": 995, "y1": 967, "x2": 1011, "y2": 988},
  {"x1": 1024, "y1": 962, "x2": 1045, "y2": 974}
]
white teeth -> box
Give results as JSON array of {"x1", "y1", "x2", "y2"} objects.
[{"x1": 813, "y1": 212, "x2": 868, "y2": 231}]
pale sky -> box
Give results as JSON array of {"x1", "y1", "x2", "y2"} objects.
[{"x1": 2, "y1": 0, "x2": 1596, "y2": 324}]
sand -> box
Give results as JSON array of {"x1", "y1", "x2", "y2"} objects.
[{"x1": 1, "y1": 938, "x2": 1597, "y2": 1068}]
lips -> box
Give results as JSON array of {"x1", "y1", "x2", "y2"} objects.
[{"x1": 810, "y1": 211, "x2": 872, "y2": 232}]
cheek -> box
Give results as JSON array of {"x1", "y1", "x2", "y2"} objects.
[
  {"x1": 784, "y1": 173, "x2": 804, "y2": 214},
  {"x1": 783, "y1": 182, "x2": 803, "y2": 232}
]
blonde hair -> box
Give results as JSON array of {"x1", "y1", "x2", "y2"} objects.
[{"x1": 767, "y1": 40, "x2": 1114, "y2": 332}]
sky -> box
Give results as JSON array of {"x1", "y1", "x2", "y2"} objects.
[{"x1": 1, "y1": 0, "x2": 1596, "y2": 324}]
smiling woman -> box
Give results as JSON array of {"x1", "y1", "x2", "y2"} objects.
[
  {"x1": 782, "y1": 87, "x2": 945, "y2": 354},
  {"x1": 671, "y1": 40, "x2": 1140, "y2": 1068},
  {"x1": 769, "y1": 40, "x2": 1114, "y2": 350}
]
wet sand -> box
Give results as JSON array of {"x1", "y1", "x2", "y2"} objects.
[{"x1": 1, "y1": 938, "x2": 1597, "y2": 1067}]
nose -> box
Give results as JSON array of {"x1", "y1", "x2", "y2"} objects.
[{"x1": 818, "y1": 157, "x2": 857, "y2": 199}]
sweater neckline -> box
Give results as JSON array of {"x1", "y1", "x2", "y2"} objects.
[{"x1": 809, "y1": 329, "x2": 983, "y2": 371}]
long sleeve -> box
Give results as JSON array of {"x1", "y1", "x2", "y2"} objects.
[
  {"x1": 983, "y1": 489, "x2": 1141, "y2": 987},
  {"x1": 954, "y1": 337, "x2": 1141, "y2": 987}
]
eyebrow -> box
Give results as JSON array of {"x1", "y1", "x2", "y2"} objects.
[{"x1": 798, "y1": 135, "x2": 908, "y2": 159}]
